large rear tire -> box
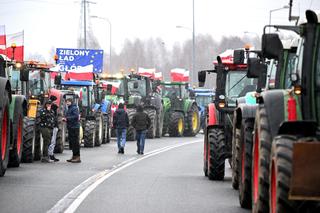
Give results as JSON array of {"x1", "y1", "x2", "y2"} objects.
[
  {"x1": 126, "y1": 108, "x2": 136, "y2": 141},
  {"x1": 184, "y1": 104, "x2": 200, "y2": 136},
  {"x1": 232, "y1": 127, "x2": 240, "y2": 190},
  {"x1": 207, "y1": 128, "x2": 225, "y2": 180},
  {"x1": 95, "y1": 113, "x2": 103, "y2": 146},
  {"x1": 21, "y1": 117, "x2": 35, "y2": 163},
  {"x1": 8, "y1": 98, "x2": 24, "y2": 168},
  {"x1": 203, "y1": 133, "x2": 208, "y2": 176},
  {"x1": 33, "y1": 127, "x2": 43, "y2": 161},
  {"x1": 168, "y1": 112, "x2": 184, "y2": 137},
  {"x1": 102, "y1": 114, "x2": 110, "y2": 144},
  {"x1": 0, "y1": 91, "x2": 10, "y2": 177},
  {"x1": 146, "y1": 109, "x2": 157, "y2": 139},
  {"x1": 155, "y1": 108, "x2": 163, "y2": 138},
  {"x1": 270, "y1": 135, "x2": 299, "y2": 213},
  {"x1": 239, "y1": 118, "x2": 254, "y2": 209},
  {"x1": 84, "y1": 120, "x2": 96, "y2": 147},
  {"x1": 252, "y1": 105, "x2": 271, "y2": 213}
]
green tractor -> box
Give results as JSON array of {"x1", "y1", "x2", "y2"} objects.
[{"x1": 161, "y1": 82, "x2": 200, "y2": 137}]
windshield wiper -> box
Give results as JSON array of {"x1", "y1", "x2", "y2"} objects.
[{"x1": 228, "y1": 75, "x2": 246, "y2": 94}]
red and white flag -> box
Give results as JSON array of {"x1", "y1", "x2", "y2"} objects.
[
  {"x1": 170, "y1": 68, "x2": 188, "y2": 82},
  {"x1": 65, "y1": 64, "x2": 94, "y2": 81},
  {"x1": 138, "y1": 67, "x2": 155, "y2": 78},
  {"x1": 154, "y1": 72, "x2": 163, "y2": 80},
  {"x1": 0, "y1": 25, "x2": 6, "y2": 58},
  {"x1": 5, "y1": 31, "x2": 24, "y2": 62}
]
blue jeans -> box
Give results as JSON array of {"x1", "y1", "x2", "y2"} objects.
[
  {"x1": 136, "y1": 130, "x2": 147, "y2": 153},
  {"x1": 116, "y1": 128, "x2": 127, "y2": 150}
]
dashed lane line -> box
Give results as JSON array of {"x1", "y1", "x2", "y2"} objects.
[{"x1": 48, "y1": 140, "x2": 202, "y2": 213}]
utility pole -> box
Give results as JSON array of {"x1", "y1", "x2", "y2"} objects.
[
  {"x1": 83, "y1": 0, "x2": 87, "y2": 49},
  {"x1": 192, "y1": 0, "x2": 195, "y2": 86}
]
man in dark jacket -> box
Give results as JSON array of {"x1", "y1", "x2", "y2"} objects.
[
  {"x1": 113, "y1": 103, "x2": 129, "y2": 154},
  {"x1": 63, "y1": 98, "x2": 81, "y2": 163},
  {"x1": 39, "y1": 100, "x2": 56, "y2": 162},
  {"x1": 131, "y1": 105, "x2": 151, "y2": 155}
]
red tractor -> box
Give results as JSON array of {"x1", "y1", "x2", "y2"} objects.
[{"x1": 199, "y1": 49, "x2": 257, "y2": 180}]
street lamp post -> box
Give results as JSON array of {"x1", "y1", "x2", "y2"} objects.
[
  {"x1": 91, "y1": 16, "x2": 112, "y2": 74},
  {"x1": 269, "y1": 5, "x2": 290, "y2": 31}
]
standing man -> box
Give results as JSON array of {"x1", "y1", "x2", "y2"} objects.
[
  {"x1": 39, "y1": 100, "x2": 55, "y2": 163},
  {"x1": 48, "y1": 96, "x2": 59, "y2": 162},
  {"x1": 131, "y1": 105, "x2": 151, "y2": 155},
  {"x1": 63, "y1": 98, "x2": 81, "y2": 163},
  {"x1": 113, "y1": 103, "x2": 129, "y2": 154}
]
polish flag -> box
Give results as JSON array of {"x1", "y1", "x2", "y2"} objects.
[
  {"x1": 65, "y1": 64, "x2": 94, "y2": 81},
  {"x1": 154, "y1": 72, "x2": 163, "y2": 80},
  {"x1": 171, "y1": 68, "x2": 188, "y2": 82},
  {"x1": 138, "y1": 67, "x2": 155, "y2": 78},
  {"x1": 214, "y1": 49, "x2": 234, "y2": 64},
  {"x1": 5, "y1": 31, "x2": 24, "y2": 62},
  {"x1": 0, "y1": 25, "x2": 6, "y2": 55},
  {"x1": 101, "y1": 81, "x2": 120, "y2": 94},
  {"x1": 183, "y1": 70, "x2": 189, "y2": 82}
]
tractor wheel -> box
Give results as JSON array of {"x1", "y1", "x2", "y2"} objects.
[
  {"x1": 126, "y1": 109, "x2": 136, "y2": 141},
  {"x1": 146, "y1": 109, "x2": 157, "y2": 139},
  {"x1": 207, "y1": 128, "x2": 225, "y2": 180},
  {"x1": 184, "y1": 104, "x2": 200, "y2": 136},
  {"x1": 102, "y1": 114, "x2": 110, "y2": 144},
  {"x1": 0, "y1": 92, "x2": 10, "y2": 177},
  {"x1": 252, "y1": 105, "x2": 272, "y2": 213},
  {"x1": 95, "y1": 114, "x2": 103, "y2": 146},
  {"x1": 21, "y1": 117, "x2": 35, "y2": 163},
  {"x1": 84, "y1": 120, "x2": 96, "y2": 147},
  {"x1": 33, "y1": 127, "x2": 43, "y2": 161},
  {"x1": 232, "y1": 127, "x2": 240, "y2": 190},
  {"x1": 203, "y1": 136, "x2": 208, "y2": 176},
  {"x1": 239, "y1": 118, "x2": 254, "y2": 209},
  {"x1": 162, "y1": 116, "x2": 168, "y2": 137},
  {"x1": 168, "y1": 112, "x2": 184, "y2": 137},
  {"x1": 54, "y1": 115, "x2": 66, "y2": 153},
  {"x1": 155, "y1": 108, "x2": 163, "y2": 138},
  {"x1": 8, "y1": 112, "x2": 24, "y2": 167},
  {"x1": 270, "y1": 136, "x2": 299, "y2": 213}
]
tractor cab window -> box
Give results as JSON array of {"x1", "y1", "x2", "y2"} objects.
[
  {"x1": 162, "y1": 85, "x2": 181, "y2": 98},
  {"x1": 196, "y1": 95, "x2": 213, "y2": 106},
  {"x1": 10, "y1": 69, "x2": 21, "y2": 93},
  {"x1": 127, "y1": 79, "x2": 146, "y2": 96},
  {"x1": 284, "y1": 52, "x2": 298, "y2": 89},
  {"x1": 28, "y1": 70, "x2": 51, "y2": 96},
  {"x1": 225, "y1": 71, "x2": 256, "y2": 107},
  {"x1": 267, "y1": 59, "x2": 277, "y2": 89}
]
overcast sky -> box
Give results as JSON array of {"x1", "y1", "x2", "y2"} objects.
[{"x1": 0, "y1": 0, "x2": 319, "y2": 61}]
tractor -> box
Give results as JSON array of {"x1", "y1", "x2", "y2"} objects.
[
  {"x1": 161, "y1": 82, "x2": 200, "y2": 137},
  {"x1": 231, "y1": 35, "x2": 299, "y2": 209},
  {"x1": 251, "y1": 9, "x2": 320, "y2": 213},
  {"x1": 198, "y1": 49, "x2": 257, "y2": 181},
  {"x1": 0, "y1": 56, "x2": 27, "y2": 176},
  {"x1": 190, "y1": 88, "x2": 215, "y2": 132}
]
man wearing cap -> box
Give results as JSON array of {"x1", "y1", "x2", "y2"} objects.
[{"x1": 39, "y1": 100, "x2": 56, "y2": 163}]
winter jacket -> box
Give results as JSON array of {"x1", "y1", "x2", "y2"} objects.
[
  {"x1": 113, "y1": 109, "x2": 129, "y2": 129},
  {"x1": 66, "y1": 103, "x2": 80, "y2": 129},
  {"x1": 131, "y1": 111, "x2": 151, "y2": 131},
  {"x1": 39, "y1": 108, "x2": 56, "y2": 129}
]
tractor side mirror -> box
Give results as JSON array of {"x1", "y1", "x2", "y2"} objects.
[
  {"x1": 198, "y1": 71, "x2": 206, "y2": 87},
  {"x1": 233, "y1": 49, "x2": 245, "y2": 64},
  {"x1": 247, "y1": 58, "x2": 264, "y2": 78},
  {"x1": 54, "y1": 75, "x2": 62, "y2": 85},
  {"x1": 262, "y1": 33, "x2": 283, "y2": 59},
  {"x1": 133, "y1": 81, "x2": 139, "y2": 89},
  {"x1": 20, "y1": 68, "x2": 29, "y2": 81}
]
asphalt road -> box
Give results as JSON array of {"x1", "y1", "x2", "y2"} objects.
[{"x1": 0, "y1": 135, "x2": 248, "y2": 213}]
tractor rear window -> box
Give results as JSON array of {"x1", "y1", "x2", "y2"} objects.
[
  {"x1": 196, "y1": 95, "x2": 213, "y2": 106},
  {"x1": 225, "y1": 71, "x2": 256, "y2": 107},
  {"x1": 162, "y1": 85, "x2": 181, "y2": 98},
  {"x1": 128, "y1": 79, "x2": 146, "y2": 96}
]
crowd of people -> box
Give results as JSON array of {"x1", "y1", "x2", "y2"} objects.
[{"x1": 39, "y1": 96, "x2": 151, "y2": 163}]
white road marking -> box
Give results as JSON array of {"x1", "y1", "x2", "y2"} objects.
[{"x1": 48, "y1": 140, "x2": 202, "y2": 213}]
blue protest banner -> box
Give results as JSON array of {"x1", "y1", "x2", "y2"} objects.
[{"x1": 56, "y1": 48, "x2": 104, "y2": 73}]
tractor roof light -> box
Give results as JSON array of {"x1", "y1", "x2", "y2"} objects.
[
  {"x1": 11, "y1": 43, "x2": 16, "y2": 49},
  {"x1": 15, "y1": 62, "x2": 22, "y2": 69}
]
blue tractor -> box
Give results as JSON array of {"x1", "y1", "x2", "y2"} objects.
[{"x1": 190, "y1": 88, "x2": 215, "y2": 131}]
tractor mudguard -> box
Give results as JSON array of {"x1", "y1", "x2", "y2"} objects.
[
  {"x1": 234, "y1": 104, "x2": 257, "y2": 129},
  {"x1": 278, "y1": 120, "x2": 317, "y2": 137},
  {"x1": 10, "y1": 95, "x2": 27, "y2": 120},
  {"x1": 0, "y1": 78, "x2": 12, "y2": 108},
  {"x1": 207, "y1": 103, "x2": 219, "y2": 128},
  {"x1": 259, "y1": 90, "x2": 287, "y2": 139}
]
